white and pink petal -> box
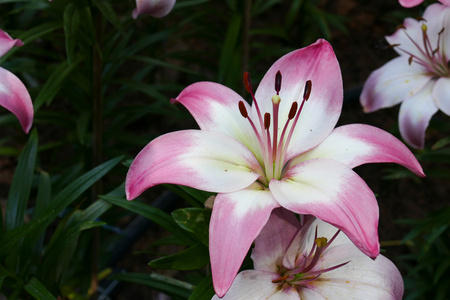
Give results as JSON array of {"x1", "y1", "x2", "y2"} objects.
[
  {"x1": 269, "y1": 158, "x2": 380, "y2": 258},
  {"x1": 252, "y1": 207, "x2": 300, "y2": 272},
  {"x1": 210, "y1": 186, "x2": 279, "y2": 297},
  {"x1": 432, "y1": 76, "x2": 450, "y2": 116},
  {"x1": 0, "y1": 29, "x2": 23, "y2": 58},
  {"x1": 292, "y1": 124, "x2": 424, "y2": 176},
  {"x1": 132, "y1": 0, "x2": 176, "y2": 19},
  {"x1": 172, "y1": 81, "x2": 263, "y2": 162},
  {"x1": 254, "y1": 39, "x2": 343, "y2": 160},
  {"x1": 125, "y1": 130, "x2": 261, "y2": 200},
  {"x1": 0, "y1": 67, "x2": 33, "y2": 133}
]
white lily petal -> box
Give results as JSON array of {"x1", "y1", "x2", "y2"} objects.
[
  {"x1": 399, "y1": 82, "x2": 438, "y2": 149},
  {"x1": 360, "y1": 57, "x2": 429, "y2": 113},
  {"x1": 212, "y1": 270, "x2": 299, "y2": 300},
  {"x1": 432, "y1": 76, "x2": 450, "y2": 116}
]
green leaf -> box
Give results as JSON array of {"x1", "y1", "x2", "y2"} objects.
[
  {"x1": 218, "y1": 15, "x2": 242, "y2": 84},
  {"x1": 101, "y1": 195, "x2": 197, "y2": 245},
  {"x1": 172, "y1": 208, "x2": 211, "y2": 246},
  {"x1": 0, "y1": 22, "x2": 62, "y2": 63},
  {"x1": 0, "y1": 157, "x2": 122, "y2": 257},
  {"x1": 93, "y1": 0, "x2": 123, "y2": 31},
  {"x1": 149, "y1": 243, "x2": 209, "y2": 270},
  {"x1": 188, "y1": 275, "x2": 215, "y2": 300},
  {"x1": 24, "y1": 277, "x2": 56, "y2": 300},
  {"x1": 63, "y1": 3, "x2": 81, "y2": 64},
  {"x1": 110, "y1": 272, "x2": 194, "y2": 299},
  {"x1": 432, "y1": 136, "x2": 450, "y2": 150},
  {"x1": 5, "y1": 129, "x2": 38, "y2": 231},
  {"x1": 34, "y1": 56, "x2": 84, "y2": 111}
]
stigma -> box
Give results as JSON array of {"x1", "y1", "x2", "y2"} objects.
[{"x1": 238, "y1": 71, "x2": 312, "y2": 183}]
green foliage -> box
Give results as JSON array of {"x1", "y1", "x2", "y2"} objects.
[{"x1": 399, "y1": 207, "x2": 450, "y2": 300}]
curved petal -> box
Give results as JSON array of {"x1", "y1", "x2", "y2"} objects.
[
  {"x1": 398, "y1": 0, "x2": 423, "y2": 7},
  {"x1": 432, "y1": 77, "x2": 450, "y2": 116},
  {"x1": 360, "y1": 57, "x2": 430, "y2": 113},
  {"x1": 132, "y1": 0, "x2": 176, "y2": 19},
  {"x1": 125, "y1": 130, "x2": 261, "y2": 199},
  {"x1": 210, "y1": 186, "x2": 279, "y2": 297},
  {"x1": 172, "y1": 81, "x2": 262, "y2": 161},
  {"x1": 211, "y1": 270, "x2": 299, "y2": 300},
  {"x1": 440, "y1": 0, "x2": 450, "y2": 6},
  {"x1": 252, "y1": 208, "x2": 300, "y2": 272},
  {"x1": 254, "y1": 39, "x2": 343, "y2": 160},
  {"x1": 312, "y1": 246, "x2": 404, "y2": 299},
  {"x1": 292, "y1": 124, "x2": 424, "y2": 176},
  {"x1": 399, "y1": 82, "x2": 438, "y2": 149},
  {"x1": 0, "y1": 29, "x2": 23, "y2": 58},
  {"x1": 269, "y1": 158, "x2": 380, "y2": 258},
  {"x1": 0, "y1": 67, "x2": 33, "y2": 133}
]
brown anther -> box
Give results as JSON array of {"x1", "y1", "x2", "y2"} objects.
[
  {"x1": 396, "y1": 24, "x2": 406, "y2": 30},
  {"x1": 408, "y1": 56, "x2": 413, "y2": 65},
  {"x1": 271, "y1": 274, "x2": 289, "y2": 284},
  {"x1": 275, "y1": 71, "x2": 282, "y2": 94},
  {"x1": 388, "y1": 43, "x2": 400, "y2": 48},
  {"x1": 264, "y1": 112, "x2": 271, "y2": 129},
  {"x1": 416, "y1": 17, "x2": 426, "y2": 22},
  {"x1": 243, "y1": 72, "x2": 253, "y2": 94},
  {"x1": 288, "y1": 102, "x2": 298, "y2": 120},
  {"x1": 439, "y1": 27, "x2": 445, "y2": 35},
  {"x1": 238, "y1": 101, "x2": 248, "y2": 118},
  {"x1": 315, "y1": 237, "x2": 328, "y2": 248},
  {"x1": 303, "y1": 80, "x2": 312, "y2": 101}
]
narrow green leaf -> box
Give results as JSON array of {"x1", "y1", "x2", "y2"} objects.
[
  {"x1": 110, "y1": 272, "x2": 193, "y2": 299},
  {"x1": 172, "y1": 208, "x2": 211, "y2": 246},
  {"x1": 63, "y1": 3, "x2": 80, "y2": 64},
  {"x1": 34, "y1": 56, "x2": 84, "y2": 111},
  {"x1": 188, "y1": 275, "x2": 215, "y2": 300},
  {"x1": 218, "y1": 15, "x2": 241, "y2": 83},
  {"x1": 0, "y1": 157, "x2": 122, "y2": 257},
  {"x1": 101, "y1": 195, "x2": 197, "y2": 245},
  {"x1": 149, "y1": 243, "x2": 209, "y2": 270},
  {"x1": 0, "y1": 22, "x2": 62, "y2": 63},
  {"x1": 24, "y1": 277, "x2": 56, "y2": 300},
  {"x1": 93, "y1": 0, "x2": 123, "y2": 31},
  {"x1": 5, "y1": 130, "x2": 38, "y2": 231}
]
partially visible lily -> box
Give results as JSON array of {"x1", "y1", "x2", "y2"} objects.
[
  {"x1": 361, "y1": 3, "x2": 450, "y2": 148},
  {"x1": 399, "y1": 0, "x2": 450, "y2": 8},
  {"x1": 132, "y1": 0, "x2": 176, "y2": 19},
  {"x1": 0, "y1": 29, "x2": 33, "y2": 133},
  {"x1": 126, "y1": 39, "x2": 424, "y2": 296},
  {"x1": 213, "y1": 208, "x2": 404, "y2": 300}
]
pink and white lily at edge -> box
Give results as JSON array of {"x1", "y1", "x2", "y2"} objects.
[
  {"x1": 361, "y1": 3, "x2": 450, "y2": 148},
  {"x1": 132, "y1": 0, "x2": 176, "y2": 19},
  {"x1": 213, "y1": 208, "x2": 404, "y2": 300},
  {"x1": 126, "y1": 39, "x2": 424, "y2": 296},
  {"x1": 0, "y1": 29, "x2": 33, "y2": 133},
  {"x1": 399, "y1": 0, "x2": 450, "y2": 8}
]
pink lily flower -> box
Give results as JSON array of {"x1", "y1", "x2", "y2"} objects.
[
  {"x1": 399, "y1": 0, "x2": 450, "y2": 8},
  {"x1": 0, "y1": 29, "x2": 33, "y2": 133},
  {"x1": 132, "y1": 0, "x2": 176, "y2": 19},
  {"x1": 361, "y1": 3, "x2": 450, "y2": 148},
  {"x1": 126, "y1": 39, "x2": 424, "y2": 296},
  {"x1": 212, "y1": 208, "x2": 404, "y2": 300}
]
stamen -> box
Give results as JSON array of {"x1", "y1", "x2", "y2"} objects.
[
  {"x1": 243, "y1": 72, "x2": 252, "y2": 94},
  {"x1": 288, "y1": 102, "x2": 298, "y2": 120},
  {"x1": 271, "y1": 274, "x2": 289, "y2": 284},
  {"x1": 303, "y1": 80, "x2": 312, "y2": 101},
  {"x1": 275, "y1": 71, "x2": 282, "y2": 95},
  {"x1": 264, "y1": 113, "x2": 271, "y2": 130},
  {"x1": 238, "y1": 101, "x2": 248, "y2": 118}
]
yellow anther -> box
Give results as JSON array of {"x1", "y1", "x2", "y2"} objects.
[
  {"x1": 422, "y1": 24, "x2": 428, "y2": 32},
  {"x1": 315, "y1": 237, "x2": 328, "y2": 248}
]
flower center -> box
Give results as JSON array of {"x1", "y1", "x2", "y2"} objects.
[
  {"x1": 392, "y1": 19, "x2": 449, "y2": 77},
  {"x1": 271, "y1": 228, "x2": 349, "y2": 292},
  {"x1": 238, "y1": 71, "x2": 312, "y2": 185}
]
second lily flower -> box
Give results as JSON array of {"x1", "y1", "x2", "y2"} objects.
[{"x1": 126, "y1": 39, "x2": 424, "y2": 297}]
